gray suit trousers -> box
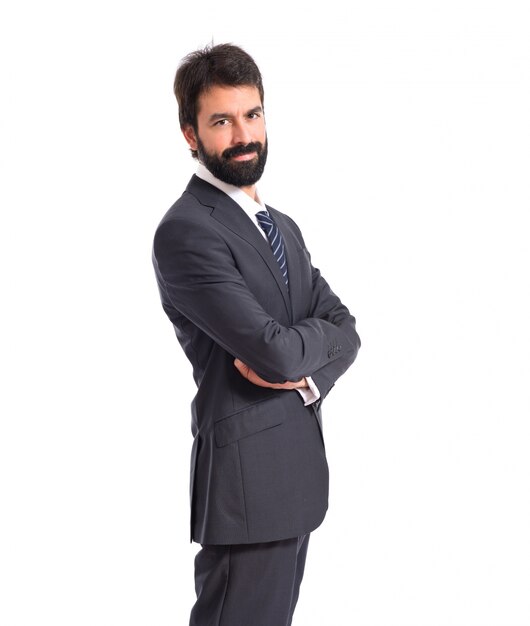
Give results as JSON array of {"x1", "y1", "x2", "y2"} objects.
[{"x1": 190, "y1": 534, "x2": 310, "y2": 626}]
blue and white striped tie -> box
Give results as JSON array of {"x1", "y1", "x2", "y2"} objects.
[{"x1": 256, "y1": 210, "x2": 289, "y2": 287}]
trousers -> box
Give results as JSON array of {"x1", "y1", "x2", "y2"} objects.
[{"x1": 189, "y1": 534, "x2": 310, "y2": 626}]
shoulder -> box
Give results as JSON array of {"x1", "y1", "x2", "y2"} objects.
[
  {"x1": 158, "y1": 187, "x2": 211, "y2": 226},
  {"x1": 154, "y1": 175, "x2": 221, "y2": 243},
  {"x1": 156, "y1": 174, "x2": 229, "y2": 227},
  {"x1": 153, "y1": 192, "x2": 232, "y2": 267}
]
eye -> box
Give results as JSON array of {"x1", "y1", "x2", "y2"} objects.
[
  {"x1": 214, "y1": 118, "x2": 230, "y2": 126},
  {"x1": 248, "y1": 111, "x2": 261, "y2": 120}
]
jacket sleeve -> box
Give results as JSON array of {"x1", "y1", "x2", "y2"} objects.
[
  {"x1": 153, "y1": 216, "x2": 358, "y2": 384},
  {"x1": 305, "y1": 260, "x2": 361, "y2": 400},
  {"x1": 283, "y1": 214, "x2": 361, "y2": 400}
]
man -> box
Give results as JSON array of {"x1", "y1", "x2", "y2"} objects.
[{"x1": 152, "y1": 43, "x2": 360, "y2": 626}]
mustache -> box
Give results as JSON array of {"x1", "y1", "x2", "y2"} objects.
[{"x1": 222, "y1": 142, "x2": 263, "y2": 160}]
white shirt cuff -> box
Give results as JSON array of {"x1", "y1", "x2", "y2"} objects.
[{"x1": 296, "y1": 376, "x2": 321, "y2": 406}]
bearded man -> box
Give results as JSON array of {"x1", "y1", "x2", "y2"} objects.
[{"x1": 152, "y1": 43, "x2": 361, "y2": 626}]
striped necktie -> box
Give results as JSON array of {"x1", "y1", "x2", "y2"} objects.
[{"x1": 256, "y1": 210, "x2": 289, "y2": 287}]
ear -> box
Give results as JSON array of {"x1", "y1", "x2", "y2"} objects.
[{"x1": 182, "y1": 125, "x2": 198, "y2": 151}]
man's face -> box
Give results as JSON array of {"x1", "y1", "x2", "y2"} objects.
[{"x1": 183, "y1": 85, "x2": 267, "y2": 188}]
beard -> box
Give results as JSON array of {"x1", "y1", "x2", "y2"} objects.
[{"x1": 197, "y1": 136, "x2": 268, "y2": 187}]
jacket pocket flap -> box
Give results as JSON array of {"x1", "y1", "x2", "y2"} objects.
[{"x1": 214, "y1": 397, "x2": 285, "y2": 447}]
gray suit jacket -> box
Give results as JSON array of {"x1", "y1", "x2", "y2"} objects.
[{"x1": 152, "y1": 175, "x2": 360, "y2": 544}]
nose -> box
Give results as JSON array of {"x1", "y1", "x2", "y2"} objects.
[{"x1": 231, "y1": 119, "x2": 252, "y2": 145}]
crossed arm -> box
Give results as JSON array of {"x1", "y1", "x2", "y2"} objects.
[{"x1": 154, "y1": 216, "x2": 359, "y2": 395}]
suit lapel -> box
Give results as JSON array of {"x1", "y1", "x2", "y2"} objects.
[{"x1": 186, "y1": 176, "x2": 292, "y2": 320}]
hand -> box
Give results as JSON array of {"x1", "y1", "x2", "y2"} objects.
[{"x1": 234, "y1": 359, "x2": 308, "y2": 390}]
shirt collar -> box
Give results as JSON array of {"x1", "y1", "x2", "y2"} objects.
[{"x1": 195, "y1": 163, "x2": 267, "y2": 223}]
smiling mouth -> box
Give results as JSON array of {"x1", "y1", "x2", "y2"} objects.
[{"x1": 231, "y1": 152, "x2": 257, "y2": 161}]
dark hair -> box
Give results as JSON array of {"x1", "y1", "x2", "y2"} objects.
[{"x1": 174, "y1": 43, "x2": 264, "y2": 155}]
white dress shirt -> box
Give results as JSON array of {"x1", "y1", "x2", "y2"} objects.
[{"x1": 195, "y1": 164, "x2": 320, "y2": 406}]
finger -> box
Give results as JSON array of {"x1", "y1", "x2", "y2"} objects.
[{"x1": 234, "y1": 358, "x2": 251, "y2": 380}]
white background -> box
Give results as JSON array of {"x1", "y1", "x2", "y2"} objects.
[{"x1": 1, "y1": 1, "x2": 529, "y2": 624}]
